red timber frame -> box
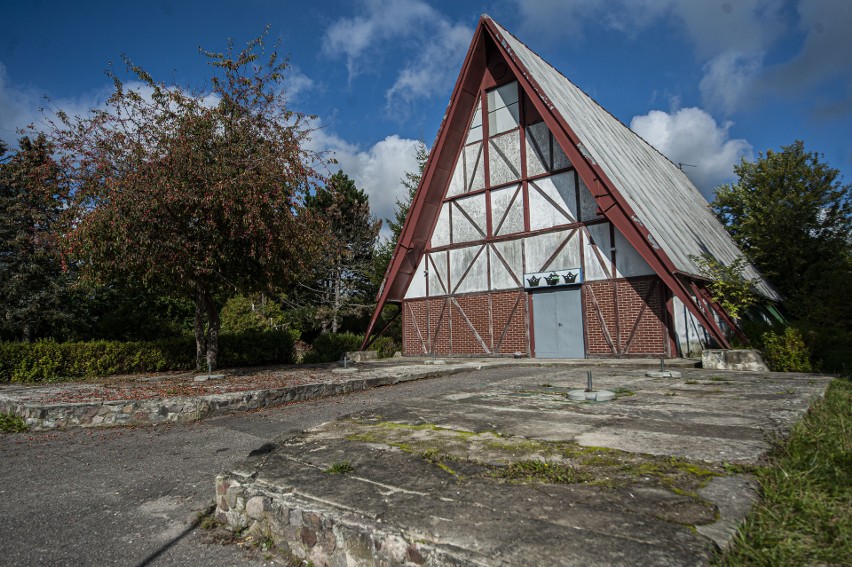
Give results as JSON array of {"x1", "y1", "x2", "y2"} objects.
[{"x1": 362, "y1": 16, "x2": 732, "y2": 351}]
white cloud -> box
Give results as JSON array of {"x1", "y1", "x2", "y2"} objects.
[
  {"x1": 385, "y1": 20, "x2": 471, "y2": 113},
  {"x1": 665, "y1": 0, "x2": 786, "y2": 59},
  {"x1": 321, "y1": 0, "x2": 472, "y2": 115},
  {"x1": 306, "y1": 125, "x2": 420, "y2": 236},
  {"x1": 280, "y1": 66, "x2": 315, "y2": 103},
  {"x1": 0, "y1": 62, "x2": 112, "y2": 146},
  {"x1": 630, "y1": 107, "x2": 752, "y2": 199},
  {"x1": 322, "y1": 0, "x2": 436, "y2": 79},
  {"x1": 515, "y1": 0, "x2": 608, "y2": 42},
  {"x1": 510, "y1": 0, "x2": 793, "y2": 115},
  {"x1": 761, "y1": 0, "x2": 852, "y2": 117},
  {"x1": 699, "y1": 51, "x2": 764, "y2": 114},
  {"x1": 0, "y1": 63, "x2": 228, "y2": 148},
  {"x1": 513, "y1": 0, "x2": 786, "y2": 54},
  {"x1": 0, "y1": 62, "x2": 37, "y2": 142}
]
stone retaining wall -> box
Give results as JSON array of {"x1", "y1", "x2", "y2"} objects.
[
  {"x1": 1, "y1": 376, "x2": 365, "y2": 431},
  {"x1": 215, "y1": 472, "x2": 474, "y2": 567},
  {"x1": 0, "y1": 367, "x2": 475, "y2": 432}
]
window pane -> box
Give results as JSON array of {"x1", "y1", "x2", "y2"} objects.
[
  {"x1": 488, "y1": 102, "x2": 519, "y2": 135},
  {"x1": 486, "y1": 82, "x2": 519, "y2": 136},
  {"x1": 466, "y1": 101, "x2": 482, "y2": 144},
  {"x1": 487, "y1": 82, "x2": 518, "y2": 110}
]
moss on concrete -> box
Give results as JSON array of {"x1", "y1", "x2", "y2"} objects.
[{"x1": 342, "y1": 417, "x2": 723, "y2": 517}]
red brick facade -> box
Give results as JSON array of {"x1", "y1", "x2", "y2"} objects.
[
  {"x1": 402, "y1": 290, "x2": 528, "y2": 355},
  {"x1": 403, "y1": 277, "x2": 667, "y2": 357},
  {"x1": 584, "y1": 276, "x2": 667, "y2": 356}
]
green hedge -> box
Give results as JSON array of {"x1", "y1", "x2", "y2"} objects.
[
  {"x1": 302, "y1": 332, "x2": 400, "y2": 364},
  {"x1": 0, "y1": 330, "x2": 296, "y2": 383}
]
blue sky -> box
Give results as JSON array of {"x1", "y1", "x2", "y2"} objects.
[{"x1": 1, "y1": 0, "x2": 849, "y2": 234}]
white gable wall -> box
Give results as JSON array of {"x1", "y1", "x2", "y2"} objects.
[{"x1": 406, "y1": 77, "x2": 661, "y2": 301}]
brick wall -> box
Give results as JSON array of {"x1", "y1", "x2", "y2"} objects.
[
  {"x1": 584, "y1": 277, "x2": 666, "y2": 356},
  {"x1": 403, "y1": 279, "x2": 666, "y2": 357},
  {"x1": 402, "y1": 291, "x2": 527, "y2": 356}
]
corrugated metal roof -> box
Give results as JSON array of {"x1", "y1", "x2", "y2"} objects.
[{"x1": 488, "y1": 17, "x2": 780, "y2": 301}]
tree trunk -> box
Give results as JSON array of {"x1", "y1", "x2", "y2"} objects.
[
  {"x1": 202, "y1": 290, "x2": 220, "y2": 371},
  {"x1": 194, "y1": 292, "x2": 206, "y2": 371},
  {"x1": 332, "y1": 265, "x2": 341, "y2": 334}
]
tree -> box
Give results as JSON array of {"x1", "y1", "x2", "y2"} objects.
[
  {"x1": 0, "y1": 135, "x2": 76, "y2": 341},
  {"x1": 712, "y1": 141, "x2": 851, "y2": 328},
  {"x1": 48, "y1": 32, "x2": 325, "y2": 370},
  {"x1": 364, "y1": 141, "x2": 429, "y2": 345},
  {"x1": 689, "y1": 254, "x2": 757, "y2": 320},
  {"x1": 303, "y1": 171, "x2": 381, "y2": 333},
  {"x1": 387, "y1": 140, "x2": 429, "y2": 242},
  {"x1": 372, "y1": 140, "x2": 429, "y2": 289}
]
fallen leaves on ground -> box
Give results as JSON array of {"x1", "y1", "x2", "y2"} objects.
[{"x1": 8, "y1": 367, "x2": 350, "y2": 404}]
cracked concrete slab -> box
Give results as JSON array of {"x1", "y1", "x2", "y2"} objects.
[{"x1": 215, "y1": 364, "x2": 830, "y2": 566}]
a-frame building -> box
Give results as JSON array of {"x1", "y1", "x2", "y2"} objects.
[{"x1": 363, "y1": 15, "x2": 778, "y2": 359}]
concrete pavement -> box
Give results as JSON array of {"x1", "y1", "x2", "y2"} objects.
[{"x1": 215, "y1": 364, "x2": 830, "y2": 566}]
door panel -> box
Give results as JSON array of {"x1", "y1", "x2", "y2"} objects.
[{"x1": 532, "y1": 288, "x2": 585, "y2": 358}]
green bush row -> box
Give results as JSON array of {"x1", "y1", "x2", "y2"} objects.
[
  {"x1": 0, "y1": 330, "x2": 296, "y2": 383},
  {"x1": 302, "y1": 332, "x2": 399, "y2": 364}
]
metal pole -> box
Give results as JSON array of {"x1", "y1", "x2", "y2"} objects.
[{"x1": 586, "y1": 370, "x2": 593, "y2": 392}]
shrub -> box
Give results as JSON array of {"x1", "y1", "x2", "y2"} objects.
[
  {"x1": 217, "y1": 330, "x2": 297, "y2": 368},
  {"x1": 220, "y1": 294, "x2": 287, "y2": 334},
  {"x1": 0, "y1": 330, "x2": 297, "y2": 383},
  {"x1": 0, "y1": 412, "x2": 29, "y2": 433},
  {"x1": 761, "y1": 327, "x2": 812, "y2": 372},
  {"x1": 370, "y1": 336, "x2": 401, "y2": 359},
  {"x1": 302, "y1": 332, "x2": 363, "y2": 364},
  {"x1": 302, "y1": 332, "x2": 400, "y2": 364}
]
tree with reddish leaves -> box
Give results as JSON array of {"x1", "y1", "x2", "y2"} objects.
[{"x1": 47, "y1": 32, "x2": 326, "y2": 370}]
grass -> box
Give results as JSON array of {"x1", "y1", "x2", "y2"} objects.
[
  {"x1": 714, "y1": 378, "x2": 851, "y2": 566},
  {"x1": 709, "y1": 376, "x2": 734, "y2": 383},
  {"x1": 325, "y1": 461, "x2": 354, "y2": 475},
  {"x1": 491, "y1": 460, "x2": 592, "y2": 484},
  {"x1": 0, "y1": 412, "x2": 28, "y2": 433}
]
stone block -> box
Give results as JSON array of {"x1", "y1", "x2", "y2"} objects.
[
  {"x1": 246, "y1": 496, "x2": 270, "y2": 520},
  {"x1": 702, "y1": 349, "x2": 769, "y2": 372},
  {"x1": 346, "y1": 350, "x2": 378, "y2": 363}
]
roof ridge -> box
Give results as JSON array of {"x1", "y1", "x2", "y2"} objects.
[{"x1": 486, "y1": 17, "x2": 692, "y2": 182}]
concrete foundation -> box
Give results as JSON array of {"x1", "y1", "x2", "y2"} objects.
[
  {"x1": 702, "y1": 350, "x2": 769, "y2": 372},
  {"x1": 216, "y1": 365, "x2": 829, "y2": 566}
]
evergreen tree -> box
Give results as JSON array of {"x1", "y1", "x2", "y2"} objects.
[
  {"x1": 388, "y1": 140, "x2": 429, "y2": 242},
  {"x1": 0, "y1": 136, "x2": 75, "y2": 341},
  {"x1": 372, "y1": 140, "x2": 429, "y2": 289},
  {"x1": 303, "y1": 171, "x2": 381, "y2": 333}
]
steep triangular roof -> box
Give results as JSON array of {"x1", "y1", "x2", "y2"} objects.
[
  {"x1": 363, "y1": 15, "x2": 776, "y2": 349},
  {"x1": 488, "y1": 18, "x2": 777, "y2": 301}
]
